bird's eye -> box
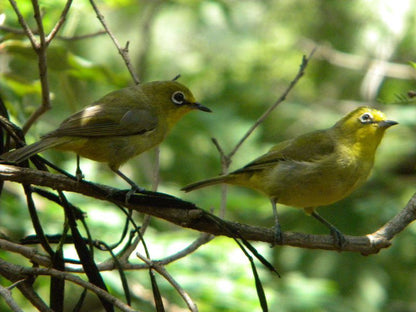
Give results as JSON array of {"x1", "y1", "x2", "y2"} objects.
[
  {"x1": 171, "y1": 91, "x2": 185, "y2": 105},
  {"x1": 359, "y1": 112, "x2": 373, "y2": 124}
]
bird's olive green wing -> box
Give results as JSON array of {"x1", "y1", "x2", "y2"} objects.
[
  {"x1": 43, "y1": 104, "x2": 158, "y2": 138},
  {"x1": 234, "y1": 129, "x2": 336, "y2": 173}
]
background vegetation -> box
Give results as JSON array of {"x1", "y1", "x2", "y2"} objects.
[{"x1": 1, "y1": 0, "x2": 415, "y2": 311}]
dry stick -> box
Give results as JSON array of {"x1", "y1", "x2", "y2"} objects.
[
  {"x1": 229, "y1": 48, "x2": 316, "y2": 159},
  {"x1": 0, "y1": 233, "x2": 213, "y2": 273},
  {"x1": 0, "y1": 284, "x2": 24, "y2": 312},
  {"x1": 21, "y1": 0, "x2": 52, "y2": 134},
  {"x1": 136, "y1": 253, "x2": 198, "y2": 312},
  {"x1": 0, "y1": 259, "x2": 138, "y2": 312},
  {"x1": 8, "y1": 0, "x2": 38, "y2": 48},
  {"x1": 0, "y1": 262, "x2": 53, "y2": 312},
  {"x1": 89, "y1": 0, "x2": 140, "y2": 84},
  {"x1": 46, "y1": 0, "x2": 73, "y2": 43},
  {"x1": 8, "y1": 0, "x2": 73, "y2": 133},
  {"x1": 0, "y1": 238, "x2": 51, "y2": 268},
  {"x1": 212, "y1": 138, "x2": 230, "y2": 218},
  {"x1": 157, "y1": 233, "x2": 213, "y2": 265}
]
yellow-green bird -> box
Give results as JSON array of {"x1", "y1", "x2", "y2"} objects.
[
  {"x1": 2, "y1": 80, "x2": 211, "y2": 190},
  {"x1": 182, "y1": 107, "x2": 397, "y2": 247}
]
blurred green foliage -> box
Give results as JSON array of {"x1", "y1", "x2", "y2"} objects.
[{"x1": 1, "y1": 0, "x2": 415, "y2": 311}]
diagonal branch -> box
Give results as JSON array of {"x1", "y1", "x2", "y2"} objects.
[
  {"x1": 46, "y1": 0, "x2": 73, "y2": 43},
  {"x1": 0, "y1": 284, "x2": 24, "y2": 312},
  {"x1": 89, "y1": 0, "x2": 140, "y2": 84},
  {"x1": 8, "y1": 0, "x2": 39, "y2": 49},
  {"x1": 228, "y1": 48, "x2": 316, "y2": 159}
]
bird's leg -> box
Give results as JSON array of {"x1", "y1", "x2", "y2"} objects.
[
  {"x1": 112, "y1": 168, "x2": 146, "y2": 203},
  {"x1": 310, "y1": 210, "x2": 346, "y2": 249},
  {"x1": 75, "y1": 155, "x2": 84, "y2": 182},
  {"x1": 271, "y1": 199, "x2": 283, "y2": 246}
]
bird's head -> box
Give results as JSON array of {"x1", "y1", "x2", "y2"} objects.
[
  {"x1": 144, "y1": 80, "x2": 211, "y2": 128},
  {"x1": 333, "y1": 106, "x2": 397, "y2": 151}
]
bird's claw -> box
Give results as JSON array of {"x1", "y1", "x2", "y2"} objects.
[
  {"x1": 124, "y1": 185, "x2": 146, "y2": 204},
  {"x1": 270, "y1": 223, "x2": 283, "y2": 247},
  {"x1": 75, "y1": 168, "x2": 84, "y2": 182},
  {"x1": 330, "y1": 228, "x2": 346, "y2": 250}
]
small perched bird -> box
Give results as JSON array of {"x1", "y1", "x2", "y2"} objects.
[
  {"x1": 182, "y1": 107, "x2": 397, "y2": 247},
  {"x1": 2, "y1": 80, "x2": 211, "y2": 191}
]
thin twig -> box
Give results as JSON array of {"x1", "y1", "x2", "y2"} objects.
[
  {"x1": 8, "y1": 0, "x2": 39, "y2": 49},
  {"x1": 57, "y1": 30, "x2": 107, "y2": 41},
  {"x1": 211, "y1": 138, "x2": 230, "y2": 218},
  {"x1": 46, "y1": 0, "x2": 73, "y2": 43},
  {"x1": 136, "y1": 253, "x2": 198, "y2": 312},
  {"x1": 156, "y1": 233, "x2": 214, "y2": 264},
  {"x1": 0, "y1": 233, "x2": 214, "y2": 273},
  {"x1": 19, "y1": 0, "x2": 52, "y2": 133},
  {"x1": 89, "y1": 0, "x2": 140, "y2": 84},
  {"x1": 0, "y1": 284, "x2": 24, "y2": 312},
  {"x1": 0, "y1": 264, "x2": 53, "y2": 312},
  {"x1": 228, "y1": 48, "x2": 316, "y2": 159},
  {"x1": 0, "y1": 259, "x2": 137, "y2": 312}
]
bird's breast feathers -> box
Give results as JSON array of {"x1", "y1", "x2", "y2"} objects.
[{"x1": 261, "y1": 147, "x2": 373, "y2": 207}]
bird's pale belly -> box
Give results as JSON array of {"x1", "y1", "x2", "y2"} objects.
[
  {"x1": 259, "y1": 159, "x2": 371, "y2": 208},
  {"x1": 55, "y1": 130, "x2": 164, "y2": 169}
]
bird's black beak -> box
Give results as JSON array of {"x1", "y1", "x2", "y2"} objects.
[
  {"x1": 378, "y1": 120, "x2": 398, "y2": 128},
  {"x1": 192, "y1": 102, "x2": 212, "y2": 112}
]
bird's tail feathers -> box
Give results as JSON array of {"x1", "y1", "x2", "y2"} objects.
[
  {"x1": 181, "y1": 175, "x2": 231, "y2": 192},
  {"x1": 1, "y1": 137, "x2": 64, "y2": 163}
]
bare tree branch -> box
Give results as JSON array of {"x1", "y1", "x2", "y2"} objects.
[
  {"x1": 89, "y1": 0, "x2": 140, "y2": 84},
  {"x1": 8, "y1": 0, "x2": 59, "y2": 133},
  {"x1": 46, "y1": 0, "x2": 73, "y2": 43},
  {"x1": 0, "y1": 261, "x2": 53, "y2": 312},
  {"x1": 0, "y1": 284, "x2": 24, "y2": 312},
  {"x1": 0, "y1": 238, "x2": 51, "y2": 267},
  {"x1": 22, "y1": 0, "x2": 52, "y2": 134},
  {"x1": 0, "y1": 259, "x2": 137, "y2": 312},
  {"x1": 136, "y1": 253, "x2": 198, "y2": 312},
  {"x1": 228, "y1": 48, "x2": 316, "y2": 159},
  {"x1": 8, "y1": 0, "x2": 38, "y2": 49},
  {"x1": 1, "y1": 164, "x2": 414, "y2": 254}
]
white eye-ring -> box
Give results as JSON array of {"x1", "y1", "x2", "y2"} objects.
[
  {"x1": 359, "y1": 112, "x2": 373, "y2": 124},
  {"x1": 171, "y1": 91, "x2": 185, "y2": 105}
]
